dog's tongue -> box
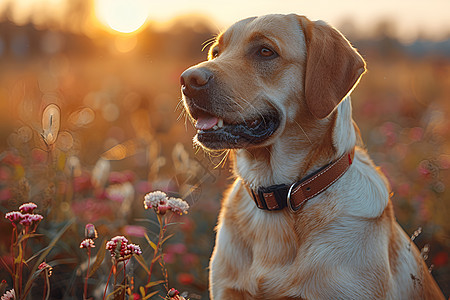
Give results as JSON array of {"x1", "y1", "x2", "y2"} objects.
[{"x1": 195, "y1": 115, "x2": 219, "y2": 130}]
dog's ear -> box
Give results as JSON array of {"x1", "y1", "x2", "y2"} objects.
[{"x1": 298, "y1": 16, "x2": 366, "y2": 119}]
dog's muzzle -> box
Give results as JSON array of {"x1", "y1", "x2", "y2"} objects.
[{"x1": 180, "y1": 67, "x2": 280, "y2": 150}]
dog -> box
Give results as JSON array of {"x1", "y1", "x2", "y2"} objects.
[{"x1": 180, "y1": 14, "x2": 444, "y2": 300}]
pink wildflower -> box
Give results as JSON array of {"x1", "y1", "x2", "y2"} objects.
[
  {"x1": 19, "y1": 202, "x2": 37, "y2": 214},
  {"x1": 38, "y1": 261, "x2": 53, "y2": 277},
  {"x1": 1, "y1": 289, "x2": 15, "y2": 300},
  {"x1": 6, "y1": 203, "x2": 43, "y2": 228},
  {"x1": 126, "y1": 243, "x2": 142, "y2": 255},
  {"x1": 84, "y1": 223, "x2": 98, "y2": 239},
  {"x1": 80, "y1": 239, "x2": 96, "y2": 249},
  {"x1": 19, "y1": 213, "x2": 43, "y2": 226},
  {"x1": 106, "y1": 236, "x2": 141, "y2": 259},
  {"x1": 5, "y1": 211, "x2": 23, "y2": 224}
]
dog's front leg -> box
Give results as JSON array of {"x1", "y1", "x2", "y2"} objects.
[{"x1": 209, "y1": 222, "x2": 254, "y2": 300}]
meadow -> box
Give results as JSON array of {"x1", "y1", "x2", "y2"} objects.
[{"x1": 0, "y1": 16, "x2": 448, "y2": 299}]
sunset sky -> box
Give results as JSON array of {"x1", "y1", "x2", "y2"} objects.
[{"x1": 1, "y1": 0, "x2": 449, "y2": 42}]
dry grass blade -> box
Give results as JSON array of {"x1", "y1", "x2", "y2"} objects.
[
  {"x1": 88, "y1": 239, "x2": 107, "y2": 277},
  {"x1": 134, "y1": 254, "x2": 150, "y2": 275},
  {"x1": 22, "y1": 219, "x2": 74, "y2": 298},
  {"x1": 144, "y1": 233, "x2": 157, "y2": 251},
  {"x1": 145, "y1": 280, "x2": 165, "y2": 288},
  {"x1": 0, "y1": 256, "x2": 12, "y2": 275},
  {"x1": 161, "y1": 233, "x2": 174, "y2": 246},
  {"x1": 142, "y1": 290, "x2": 159, "y2": 300}
]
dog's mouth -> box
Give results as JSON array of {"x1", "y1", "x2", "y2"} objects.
[{"x1": 190, "y1": 107, "x2": 280, "y2": 150}]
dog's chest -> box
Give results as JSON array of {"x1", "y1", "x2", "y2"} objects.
[
  {"x1": 220, "y1": 186, "x2": 323, "y2": 297},
  {"x1": 218, "y1": 183, "x2": 372, "y2": 298}
]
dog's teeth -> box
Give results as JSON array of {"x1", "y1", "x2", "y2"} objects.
[
  {"x1": 218, "y1": 118, "x2": 224, "y2": 128},
  {"x1": 213, "y1": 125, "x2": 219, "y2": 130}
]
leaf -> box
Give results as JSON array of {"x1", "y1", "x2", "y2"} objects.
[
  {"x1": 145, "y1": 233, "x2": 157, "y2": 251},
  {"x1": 88, "y1": 239, "x2": 107, "y2": 277},
  {"x1": 160, "y1": 233, "x2": 174, "y2": 246},
  {"x1": 164, "y1": 222, "x2": 184, "y2": 227},
  {"x1": 22, "y1": 219, "x2": 74, "y2": 298},
  {"x1": 106, "y1": 286, "x2": 125, "y2": 300},
  {"x1": 0, "y1": 257, "x2": 12, "y2": 275},
  {"x1": 145, "y1": 280, "x2": 165, "y2": 288},
  {"x1": 26, "y1": 244, "x2": 52, "y2": 264},
  {"x1": 46, "y1": 257, "x2": 77, "y2": 266},
  {"x1": 142, "y1": 290, "x2": 159, "y2": 300},
  {"x1": 27, "y1": 268, "x2": 46, "y2": 282},
  {"x1": 134, "y1": 218, "x2": 161, "y2": 228},
  {"x1": 134, "y1": 254, "x2": 150, "y2": 275}
]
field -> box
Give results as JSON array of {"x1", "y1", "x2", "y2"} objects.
[{"x1": 0, "y1": 16, "x2": 449, "y2": 299}]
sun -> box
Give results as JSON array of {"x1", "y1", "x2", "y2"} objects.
[{"x1": 95, "y1": 0, "x2": 150, "y2": 34}]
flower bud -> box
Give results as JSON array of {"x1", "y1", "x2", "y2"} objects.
[
  {"x1": 91, "y1": 158, "x2": 110, "y2": 189},
  {"x1": 85, "y1": 223, "x2": 98, "y2": 239},
  {"x1": 41, "y1": 104, "x2": 61, "y2": 146}
]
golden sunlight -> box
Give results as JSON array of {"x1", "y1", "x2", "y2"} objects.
[{"x1": 95, "y1": 0, "x2": 150, "y2": 34}]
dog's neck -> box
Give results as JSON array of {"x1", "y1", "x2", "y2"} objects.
[{"x1": 233, "y1": 97, "x2": 357, "y2": 190}]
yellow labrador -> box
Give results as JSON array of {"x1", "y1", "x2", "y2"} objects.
[{"x1": 180, "y1": 14, "x2": 444, "y2": 300}]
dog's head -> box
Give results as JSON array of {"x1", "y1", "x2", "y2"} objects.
[{"x1": 181, "y1": 14, "x2": 365, "y2": 150}]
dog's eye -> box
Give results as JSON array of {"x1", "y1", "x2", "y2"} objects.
[
  {"x1": 212, "y1": 49, "x2": 219, "y2": 58},
  {"x1": 258, "y1": 47, "x2": 277, "y2": 59}
]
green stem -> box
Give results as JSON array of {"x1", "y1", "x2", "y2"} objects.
[
  {"x1": 42, "y1": 269, "x2": 50, "y2": 300},
  {"x1": 84, "y1": 247, "x2": 91, "y2": 300},
  {"x1": 103, "y1": 262, "x2": 114, "y2": 300},
  {"x1": 144, "y1": 213, "x2": 174, "y2": 295},
  {"x1": 11, "y1": 227, "x2": 19, "y2": 298}
]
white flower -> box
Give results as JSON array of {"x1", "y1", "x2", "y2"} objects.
[
  {"x1": 143, "y1": 191, "x2": 168, "y2": 210},
  {"x1": 1, "y1": 289, "x2": 15, "y2": 300},
  {"x1": 144, "y1": 191, "x2": 189, "y2": 215},
  {"x1": 167, "y1": 197, "x2": 189, "y2": 215}
]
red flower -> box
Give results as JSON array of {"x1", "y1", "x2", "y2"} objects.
[
  {"x1": 432, "y1": 251, "x2": 448, "y2": 268},
  {"x1": 177, "y1": 273, "x2": 194, "y2": 285},
  {"x1": 132, "y1": 293, "x2": 141, "y2": 300}
]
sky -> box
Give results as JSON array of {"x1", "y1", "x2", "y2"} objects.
[
  {"x1": 146, "y1": 0, "x2": 449, "y2": 40},
  {"x1": 1, "y1": 0, "x2": 449, "y2": 42}
]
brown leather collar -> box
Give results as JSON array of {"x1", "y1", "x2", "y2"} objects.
[{"x1": 248, "y1": 148, "x2": 355, "y2": 212}]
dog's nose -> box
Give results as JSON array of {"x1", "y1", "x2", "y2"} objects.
[{"x1": 180, "y1": 67, "x2": 213, "y2": 98}]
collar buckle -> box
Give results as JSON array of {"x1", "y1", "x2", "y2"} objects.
[{"x1": 287, "y1": 182, "x2": 301, "y2": 213}]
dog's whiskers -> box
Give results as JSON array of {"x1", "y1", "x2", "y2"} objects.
[
  {"x1": 227, "y1": 95, "x2": 266, "y2": 125},
  {"x1": 202, "y1": 36, "x2": 218, "y2": 52},
  {"x1": 294, "y1": 120, "x2": 313, "y2": 145},
  {"x1": 177, "y1": 108, "x2": 186, "y2": 121},
  {"x1": 175, "y1": 98, "x2": 184, "y2": 111},
  {"x1": 215, "y1": 149, "x2": 231, "y2": 169}
]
